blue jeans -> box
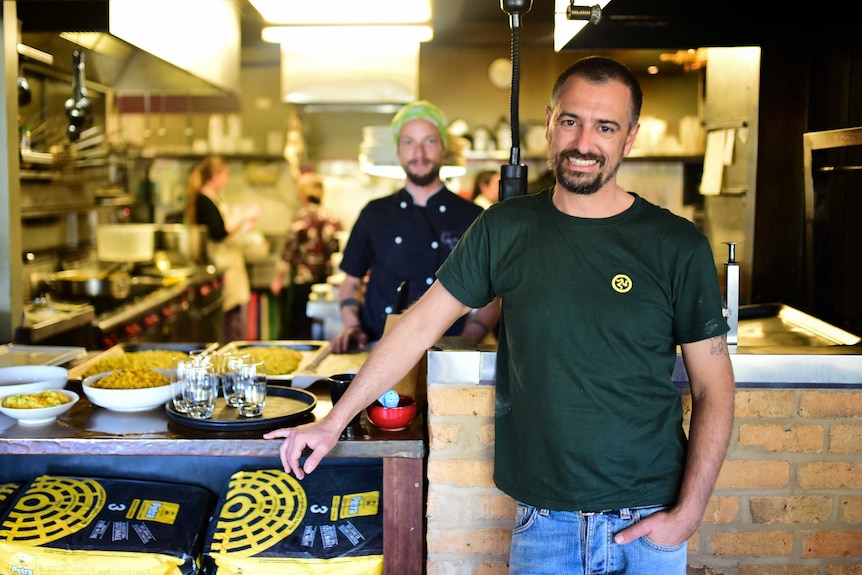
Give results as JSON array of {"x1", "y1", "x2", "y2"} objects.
[{"x1": 509, "y1": 503, "x2": 687, "y2": 575}]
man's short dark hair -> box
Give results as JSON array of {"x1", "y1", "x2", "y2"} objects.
[{"x1": 551, "y1": 56, "x2": 643, "y2": 128}]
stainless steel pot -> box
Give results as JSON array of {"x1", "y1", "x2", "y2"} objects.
[
  {"x1": 154, "y1": 224, "x2": 208, "y2": 264},
  {"x1": 49, "y1": 269, "x2": 132, "y2": 300}
]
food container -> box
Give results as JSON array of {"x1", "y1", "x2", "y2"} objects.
[
  {"x1": 216, "y1": 341, "x2": 331, "y2": 388},
  {"x1": 82, "y1": 369, "x2": 173, "y2": 412},
  {"x1": 96, "y1": 224, "x2": 155, "y2": 263},
  {"x1": 67, "y1": 343, "x2": 217, "y2": 381},
  {"x1": 366, "y1": 395, "x2": 417, "y2": 431},
  {"x1": 0, "y1": 365, "x2": 69, "y2": 395},
  {"x1": 0, "y1": 389, "x2": 79, "y2": 425}
]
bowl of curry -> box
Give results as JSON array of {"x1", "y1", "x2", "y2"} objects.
[{"x1": 0, "y1": 389, "x2": 79, "y2": 425}]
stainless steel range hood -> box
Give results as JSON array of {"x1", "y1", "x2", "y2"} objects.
[{"x1": 17, "y1": 0, "x2": 240, "y2": 96}]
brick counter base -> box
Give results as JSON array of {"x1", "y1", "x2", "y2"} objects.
[{"x1": 425, "y1": 384, "x2": 862, "y2": 575}]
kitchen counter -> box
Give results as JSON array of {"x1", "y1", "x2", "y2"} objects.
[
  {"x1": 0, "y1": 349, "x2": 425, "y2": 575},
  {"x1": 426, "y1": 344, "x2": 862, "y2": 389},
  {"x1": 424, "y1": 345, "x2": 862, "y2": 573}
]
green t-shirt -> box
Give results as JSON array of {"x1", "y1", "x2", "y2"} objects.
[{"x1": 437, "y1": 190, "x2": 728, "y2": 512}]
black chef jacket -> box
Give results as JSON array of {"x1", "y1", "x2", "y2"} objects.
[{"x1": 339, "y1": 186, "x2": 483, "y2": 340}]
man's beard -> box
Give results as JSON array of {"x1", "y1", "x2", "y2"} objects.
[
  {"x1": 550, "y1": 149, "x2": 619, "y2": 196},
  {"x1": 404, "y1": 161, "x2": 441, "y2": 187}
]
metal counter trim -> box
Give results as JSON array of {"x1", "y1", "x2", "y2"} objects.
[
  {"x1": 0, "y1": 436, "x2": 424, "y2": 458},
  {"x1": 427, "y1": 348, "x2": 862, "y2": 389}
]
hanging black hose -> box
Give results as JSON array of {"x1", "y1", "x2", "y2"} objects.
[{"x1": 499, "y1": 0, "x2": 532, "y2": 201}]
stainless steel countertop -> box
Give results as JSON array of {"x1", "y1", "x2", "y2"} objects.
[{"x1": 426, "y1": 338, "x2": 862, "y2": 388}]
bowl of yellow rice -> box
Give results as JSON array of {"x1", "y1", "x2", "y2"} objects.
[
  {"x1": 0, "y1": 389, "x2": 79, "y2": 425},
  {"x1": 83, "y1": 368, "x2": 173, "y2": 412}
]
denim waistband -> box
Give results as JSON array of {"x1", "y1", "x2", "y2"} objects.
[{"x1": 578, "y1": 504, "x2": 666, "y2": 518}]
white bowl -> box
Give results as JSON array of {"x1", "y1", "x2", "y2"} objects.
[
  {"x1": 0, "y1": 389, "x2": 79, "y2": 425},
  {"x1": 0, "y1": 365, "x2": 68, "y2": 396},
  {"x1": 82, "y1": 369, "x2": 173, "y2": 412}
]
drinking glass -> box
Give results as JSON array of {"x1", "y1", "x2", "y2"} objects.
[
  {"x1": 183, "y1": 362, "x2": 217, "y2": 419},
  {"x1": 216, "y1": 352, "x2": 247, "y2": 408},
  {"x1": 188, "y1": 348, "x2": 211, "y2": 366},
  {"x1": 236, "y1": 359, "x2": 266, "y2": 417},
  {"x1": 170, "y1": 357, "x2": 191, "y2": 413}
]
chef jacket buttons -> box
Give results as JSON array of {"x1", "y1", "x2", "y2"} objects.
[
  {"x1": 400, "y1": 201, "x2": 408, "y2": 209},
  {"x1": 384, "y1": 305, "x2": 393, "y2": 314},
  {"x1": 426, "y1": 277, "x2": 434, "y2": 286},
  {"x1": 395, "y1": 236, "x2": 403, "y2": 244},
  {"x1": 431, "y1": 241, "x2": 439, "y2": 249},
  {"x1": 439, "y1": 205, "x2": 447, "y2": 213}
]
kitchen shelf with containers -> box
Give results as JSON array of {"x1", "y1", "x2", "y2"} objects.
[{"x1": 19, "y1": 170, "x2": 133, "y2": 219}]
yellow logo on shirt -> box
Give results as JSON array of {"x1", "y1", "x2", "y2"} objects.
[{"x1": 611, "y1": 274, "x2": 632, "y2": 293}]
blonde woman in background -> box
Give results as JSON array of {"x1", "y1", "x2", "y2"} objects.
[{"x1": 186, "y1": 156, "x2": 258, "y2": 343}]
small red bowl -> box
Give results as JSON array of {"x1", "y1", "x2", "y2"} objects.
[{"x1": 366, "y1": 395, "x2": 417, "y2": 431}]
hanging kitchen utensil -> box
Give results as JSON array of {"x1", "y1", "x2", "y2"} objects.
[
  {"x1": 184, "y1": 94, "x2": 195, "y2": 146},
  {"x1": 157, "y1": 93, "x2": 167, "y2": 137},
  {"x1": 65, "y1": 50, "x2": 91, "y2": 142},
  {"x1": 17, "y1": 74, "x2": 31, "y2": 107},
  {"x1": 143, "y1": 92, "x2": 152, "y2": 140}
]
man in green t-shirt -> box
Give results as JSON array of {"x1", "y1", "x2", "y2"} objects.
[{"x1": 266, "y1": 56, "x2": 736, "y2": 574}]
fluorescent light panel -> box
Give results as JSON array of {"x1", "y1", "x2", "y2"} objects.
[
  {"x1": 250, "y1": 0, "x2": 431, "y2": 25},
  {"x1": 262, "y1": 25, "x2": 433, "y2": 48}
]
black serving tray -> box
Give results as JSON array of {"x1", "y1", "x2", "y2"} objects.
[{"x1": 164, "y1": 385, "x2": 316, "y2": 432}]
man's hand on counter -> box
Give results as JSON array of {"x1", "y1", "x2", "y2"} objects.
[
  {"x1": 264, "y1": 416, "x2": 346, "y2": 479},
  {"x1": 331, "y1": 325, "x2": 369, "y2": 353}
]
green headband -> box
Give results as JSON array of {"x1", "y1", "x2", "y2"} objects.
[{"x1": 391, "y1": 100, "x2": 448, "y2": 147}]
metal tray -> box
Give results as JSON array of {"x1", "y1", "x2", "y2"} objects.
[
  {"x1": 217, "y1": 340, "x2": 331, "y2": 388},
  {"x1": 738, "y1": 303, "x2": 862, "y2": 347},
  {"x1": 0, "y1": 344, "x2": 87, "y2": 368},
  {"x1": 67, "y1": 342, "x2": 219, "y2": 380},
  {"x1": 164, "y1": 385, "x2": 316, "y2": 432}
]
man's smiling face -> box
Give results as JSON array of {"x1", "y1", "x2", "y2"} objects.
[{"x1": 545, "y1": 75, "x2": 639, "y2": 196}]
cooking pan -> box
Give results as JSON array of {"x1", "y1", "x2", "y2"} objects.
[{"x1": 49, "y1": 269, "x2": 132, "y2": 300}]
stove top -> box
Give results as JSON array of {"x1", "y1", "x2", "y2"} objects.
[
  {"x1": 21, "y1": 300, "x2": 95, "y2": 343},
  {"x1": 21, "y1": 267, "x2": 224, "y2": 348}
]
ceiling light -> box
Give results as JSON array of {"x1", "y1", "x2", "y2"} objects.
[
  {"x1": 262, "y1": 25, "x2": 433, "y2": 48},
  {"x1": 250, "y1": 0, "x2": 431, "y2": 25}
]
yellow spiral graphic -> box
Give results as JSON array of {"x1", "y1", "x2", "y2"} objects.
[
  {"x1": 0, "y1": 476, "x2": 105, "y2": 545},
  {"x1": 0, "y1": 483, "x2": 19, "y2": 502},
  {"x1": 209, "y1": 469, "x2": 307, "y2": 558},
  {"x1": 611, "y1": 274, "x2": 633, "y2": 293}
]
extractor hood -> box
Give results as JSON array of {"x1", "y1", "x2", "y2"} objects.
[{"x1": 16, "y1": 0, "x2": 240, "y2": 96}]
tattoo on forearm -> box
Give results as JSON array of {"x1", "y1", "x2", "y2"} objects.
[{"x1": 710, "y1": 336, "x2": 727, "y2": 356}]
